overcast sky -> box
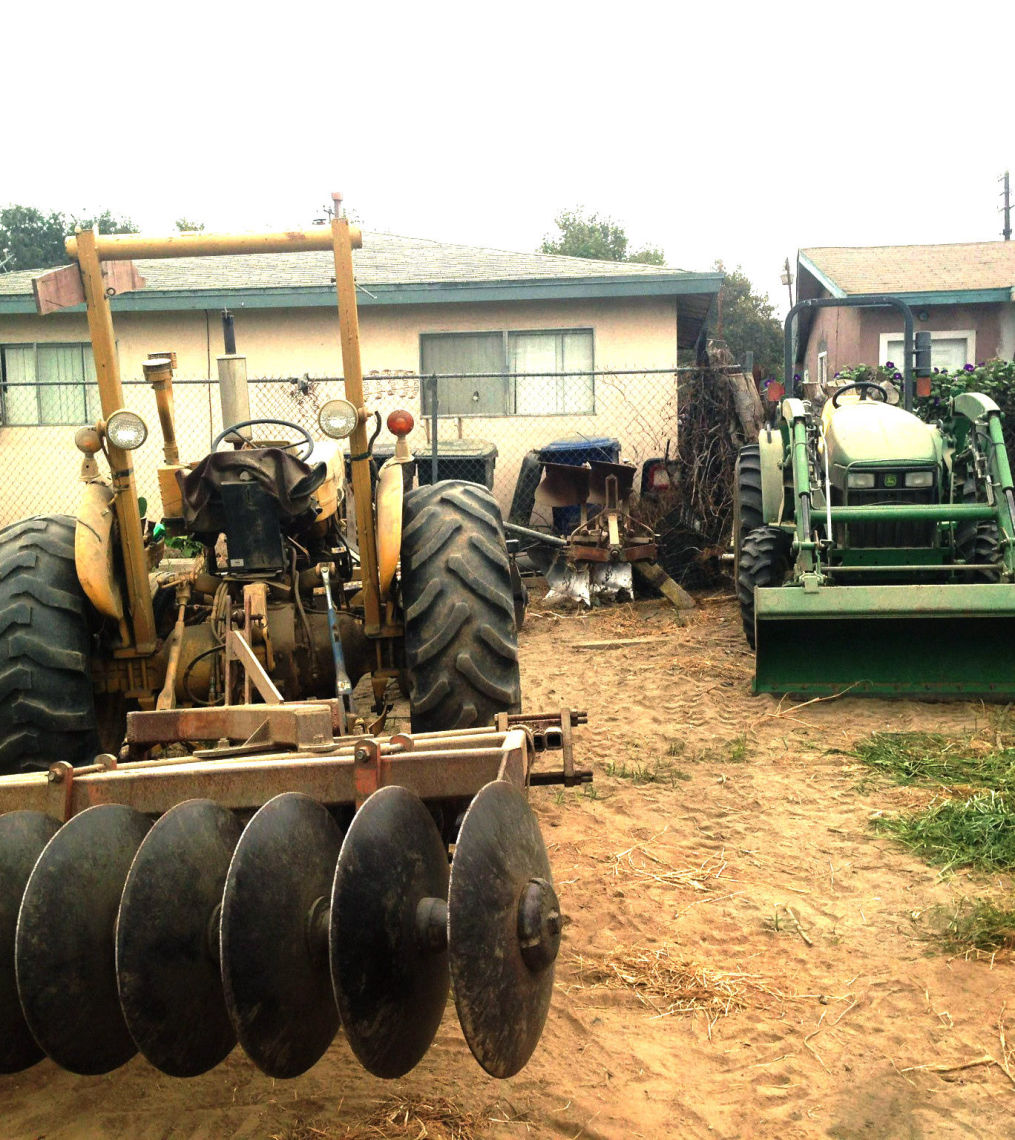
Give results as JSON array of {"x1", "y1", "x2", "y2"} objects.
[{"x1": 5, "y1": 1, "x2": 1010, "y2": 315}]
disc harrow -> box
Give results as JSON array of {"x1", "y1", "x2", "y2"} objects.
[{"x1": 0, "y1": 707, "x2": 588, "y2": 1082}]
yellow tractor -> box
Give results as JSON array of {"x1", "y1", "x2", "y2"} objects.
[
  {"x1": 0, "y1": 218, "x2": 521, "y2": 771},
  {"x1": 0, "y1": 218, "x2": 587, "y2": 1084}
]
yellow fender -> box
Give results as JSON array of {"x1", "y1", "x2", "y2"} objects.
[
  {"x1": 375, "y1": 459, "x2": 407, "y2": 602},
  {"x1": 76, "y1": 483, "x2": 125, "y2": 620}
]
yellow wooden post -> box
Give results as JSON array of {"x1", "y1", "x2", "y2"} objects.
[
  {"x1": 75, "y1": 228, "x2": 157, "y2": 653},
  {"x1": 330, "y1": 218, "x2": 382, "y2": 633}
]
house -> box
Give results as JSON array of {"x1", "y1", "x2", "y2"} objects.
[
  {"x1": 795, "y1": 242, "x2": 1015, "y2": 385},
  {"x1": 0, "y1": 234, "x2": 721, "y2": 525}
]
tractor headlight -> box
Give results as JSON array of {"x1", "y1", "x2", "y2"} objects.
[
  {"x1": 904, "y1": 471, "x2": 934, "y2": 488},
  {"x1": 846, "y1": 471, "x2": 876, "y2": 489},
  {"x1": 319, "y1": 399, "x2": 359, "y2": 439},
  {"x1": 105, "y1": 409, "x2": 148, "y2": 451}
]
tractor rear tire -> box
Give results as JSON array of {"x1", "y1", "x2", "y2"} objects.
[
  {"x1": 955, "y1": 521, "x2": 1001, "y2": 583},
  {"x1": 401, "y1": 481, "x2": 521, "y2": 732},
  {"x1": 955, "y1": 471, "x2": 1001, "y2": 583},
  {"x1": 0, "y1": 516, "x2": 98, "y2": 775},
  {"x1": 737, "y1": 525, "x2": 793, "y2": 649},
  {"x1": 734, "y1": 445, "x2": 764, "y2": 583}
]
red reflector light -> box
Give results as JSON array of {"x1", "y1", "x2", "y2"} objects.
[{"x1": 387, "y1": 409, "x2": 415, "y2": 437}]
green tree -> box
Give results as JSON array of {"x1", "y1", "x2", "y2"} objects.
[
  {"x1": 541, "y1": 207, "x2": 665, "y2": 264},
  {"x1": 174, "y1": 218, "x2": 206, "y2": 232},
  {"x1": 0, "y1": 206, "x2": 67, "y2": 271},
  {"x1": 0, "y1": 205, "x2": 139, "y2": 271},
  {"x1": 712, "y1": 262, "x2": 783, "y2": 377}
]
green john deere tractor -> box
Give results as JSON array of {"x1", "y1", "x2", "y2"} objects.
[{"x1": 735, "y1": 295, "x2": 1015, "y2": 698}]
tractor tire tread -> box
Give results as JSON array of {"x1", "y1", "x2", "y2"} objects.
[
  {"x1": 737, "y1": 525, "x2": 793, "y2": 649},
  {"x1": 401, "y1": 481, "x2": 521, "y2": 732},
  {"x1": 0, "y1": 515, "x2": 98, "y2": 774}
]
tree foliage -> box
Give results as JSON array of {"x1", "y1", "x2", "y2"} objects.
[
  {"x1": 174, "y1": 218, "x2": 206, "y2": 232},
  {"x1": 541, "y1": 207, "x2": 665, "y2": 265},
  {"x1": 0, "y1": 205, "x2": 139, "y2": 272},
  {"x1": 712, "y1": 262, "x2": 783, "y2": 377}
]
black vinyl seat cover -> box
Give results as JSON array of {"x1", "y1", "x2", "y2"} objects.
[{"x1": 180, "y1": 449, "x2": 328, "y2": 543}]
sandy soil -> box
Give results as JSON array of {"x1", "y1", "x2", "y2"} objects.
[{"x1": 2, "y1": 588, "x2": 1013, "y2": 1139}]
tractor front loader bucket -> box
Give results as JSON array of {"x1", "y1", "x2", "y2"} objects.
[{"x1": 754, "y1": 582, "x2": 1015, "y2": 698}]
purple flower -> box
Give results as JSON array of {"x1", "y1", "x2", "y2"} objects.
[
  {"x1": 892, "y1": 372, "x2": 902, "y2": 380},
  {"x1": 933, "y1": 367, "x2": 940, "y2": 373},
  {"x1": 793, "y1": 373, "x2": 801, "y2": 382},
  {"x1": 885, "y1": 361, "x2": 895, "y2": 369},
  {"x1": 964, "y1": 363, "x2": 975, "y2": 372}
]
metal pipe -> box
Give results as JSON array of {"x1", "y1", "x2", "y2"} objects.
[
  {"x1": 65, "y1": 227, "x2": 363, "y2": 261},
  {"x1": 330, "y1": 218, "x2": 382, "y2": 633},
  {"x1": 75, "y1": 228, "x2": 157, "y2": 653},
  {"x1": 142, "y1": 357, "x2": 179, "y2": 465},
  {"x1": 829, "y1": 503, "x2": 996, "y2": 522},
  {"x1": 504, "y1": 522, "x2": 568, "y2": 548},
  {"x1": 784, "y1": 296, "x2": 916, "y2": 409},
  {"x1": 221, "y1": 310, "x2": 236, "y2": 355}
]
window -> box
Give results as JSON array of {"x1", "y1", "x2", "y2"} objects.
[
  {"x1": 880, "y1": 330, "x2": 976, "y2": 374},
  {"x1": 817, "y1": 351, "x2": 828, "y2": 387},
  {"x1": 420, "y1": 329, "x2": 594, "y2": 416},
  {"x1": 1, "y1": 343, "x2": 100, "y2": 426}
]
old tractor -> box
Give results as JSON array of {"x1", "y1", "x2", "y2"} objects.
[
  {"x1": 735, "y1": 295, "x2": 1015, "y2": 697},
  {"x1": 0, "y1": 218, "x2": 590, "y2": 1083}
]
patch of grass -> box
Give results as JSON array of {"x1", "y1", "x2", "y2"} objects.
[
  {"x1": 873, "y1": 790, "x2": 1015, "y2": 872},
  {"x1": 692, "y1": 733, "x2": 750, "y2": 765},
  {"x1": 852, "y1": 731, "x2": 1015, "y2": 791},
  {"x1": 604, "y1": 757, "x2": 688, "y2": 786},
  {"x1": 922, "y1": 898, "x2": 1015, "y2": 956}
]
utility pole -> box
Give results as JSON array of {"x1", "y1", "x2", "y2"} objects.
[
  {"x1": 1002, "y1": 171, "x2": 1012, "y2": 242},
  {"x1": 781, "y1": 257, "x2": 795, "y2": 308}
]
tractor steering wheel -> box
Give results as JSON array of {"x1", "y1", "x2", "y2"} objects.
[
  {"x1": 211, "y1": 418, "x2": 315, "y2": 461},
  {"x1": 830, "y1": 382, "x2": 889, "y2": 408}
]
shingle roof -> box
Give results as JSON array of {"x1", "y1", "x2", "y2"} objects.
[
  {"x1": 799, "y1": 242, "x2": 1015, "y2": 295},
  {"x1": 0, "y1": 231, "x2": 699, "y2": 296}
]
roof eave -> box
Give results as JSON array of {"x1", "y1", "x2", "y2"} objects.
[
  {"x1": 797, "y1": 252, "x2": 846, "y2": 298},
  {"x1": 0, "y1": 272, "x2": 723, "y2": 316}
]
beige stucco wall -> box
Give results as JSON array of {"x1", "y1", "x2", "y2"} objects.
[{"x1": 0, "y1": 296, "x2": 682, "y2": 524}]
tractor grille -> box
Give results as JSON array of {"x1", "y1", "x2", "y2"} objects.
[{"x1": 838, "y1": 484, "x2": 936, "y2": 547}]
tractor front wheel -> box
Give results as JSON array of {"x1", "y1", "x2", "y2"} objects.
[
  {"x1": 736, "y1": 525, "x2": 793, "y2": 649},
  {"x1": 400, "y1": 481, "x2": 521, "y2": 732},
  {"x1": 0, "y1": 516, "x2": 99, "y2": 774}
]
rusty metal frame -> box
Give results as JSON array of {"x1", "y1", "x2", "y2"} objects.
[{"x1": 0, "y1": 728, "x2": 534, "y2": 822}]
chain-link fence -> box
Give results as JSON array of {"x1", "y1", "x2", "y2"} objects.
[{"x1": 0, "y1": 367, "x2": 696, "y2": 529}]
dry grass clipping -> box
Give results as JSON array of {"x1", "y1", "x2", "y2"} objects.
[
  {"x1": 568, "y1": 944, "x2": 782, "y2": 1035},
  {"x1": 341, "y1": 1096, "x2": 483, "y2": 1140}
]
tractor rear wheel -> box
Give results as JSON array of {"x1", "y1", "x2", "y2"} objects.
[
  {"x1": 737, "y1": 525, "x2": 793, "y2": 649},
  {"x1": 733, "y1": 445, "x2": 764, "y2": 583},
  {"x1": 0, "y1": 516, "x2": 98, "y2": 775},
  {"x1": 400, "y1": 481, "x2": 521, "y2": 732}
]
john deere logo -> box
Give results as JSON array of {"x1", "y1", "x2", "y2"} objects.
[{"x1": 884, "y1": 473, "x2": 898, "y2": 488}]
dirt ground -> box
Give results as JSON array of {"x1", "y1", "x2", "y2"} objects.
[{"x1": 2, "y1": 587, "x2": 1013, "y2": 1139}]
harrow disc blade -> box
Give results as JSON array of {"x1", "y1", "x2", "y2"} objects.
[
  {"x1": 16, "y1": 804, "x2": 152, "y2": 1075},
  {"x1": 220, "y1": 792, "x2": 342, "y2": 1078},
  {"x1": 330, "y1": 785, "x2": 450, "y2": 1078},
  {"x1": 0, "y1": 811, "x2": 59, "y2": 1073},
  {"x1": 116, "y1": 799, "x2": 242, "y2": 1077},
  {"x1": 449, "y1": 780, "x2": 560, "y2": 1078}
]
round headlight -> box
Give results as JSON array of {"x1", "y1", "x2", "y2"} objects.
[
  {"x1": 105, "y1": 409, "x2": 148, "y2": 451},
  {"x1": 319, "y1": 398, "x2": 359, "y2": 440}
]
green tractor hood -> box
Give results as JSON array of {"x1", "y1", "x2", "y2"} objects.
[{"x1": 824, "y1": 403, "x2": 940, "y2": 467}]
